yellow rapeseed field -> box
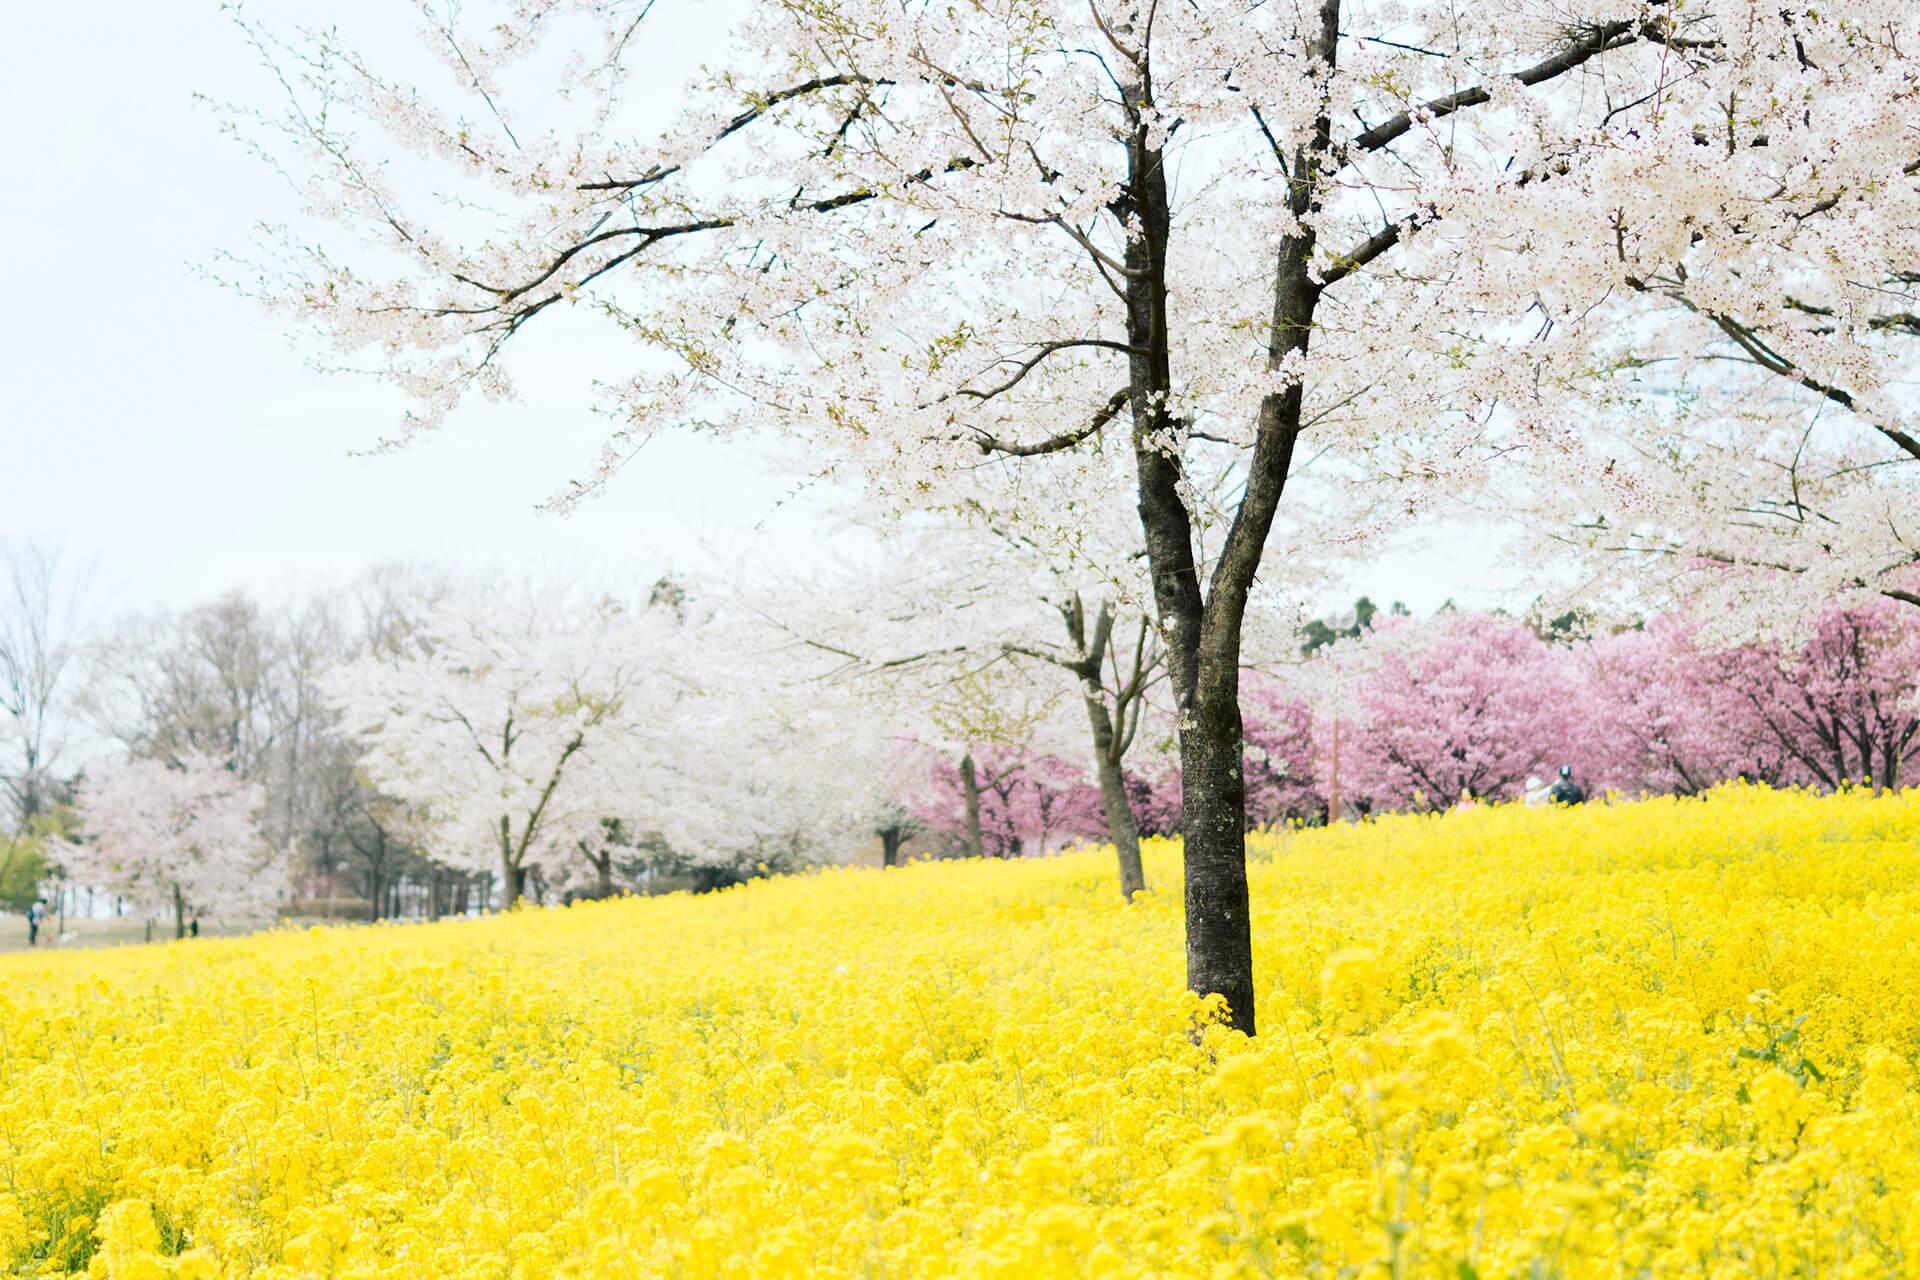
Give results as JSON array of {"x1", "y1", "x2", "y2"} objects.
[{"x1": 4, "y1": 786, "x2": 1920, "y2": 1279}]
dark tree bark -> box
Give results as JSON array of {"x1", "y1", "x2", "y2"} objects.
[
  {"x1": 958, "y1": 752, "x2": 985, "y2": 859},
  {"x1": 498, "y1": 824, "x2": 524, "y2": 906},
  {"x1": 1119, "y1": 81, "x2": 1254, "y2": 1031},
  {"x1": 573, "y1": 819, "x2": 628, "y2": 899},
  {"x1": 879, "y1": 825, "x2": 905, "y2": 868},
  {"x1": 1090, "y1": 737, "x2": 1142, "y2": 896}
]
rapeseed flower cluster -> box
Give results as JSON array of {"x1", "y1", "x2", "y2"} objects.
[{"x1": 3, "y1": 785, "x2": 1918, "y2": 1278}]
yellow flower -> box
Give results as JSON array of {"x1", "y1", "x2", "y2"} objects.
[{"x1": 0, "y1": 787, "x2": 1914, "y2": 1277}]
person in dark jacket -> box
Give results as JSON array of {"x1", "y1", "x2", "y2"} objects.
[{"x1": 1548, "y1": 764, "x2": 1586, "y2": 805}]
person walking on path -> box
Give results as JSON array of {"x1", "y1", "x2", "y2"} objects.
[
  {"x1": 26, "y1": 901, "x2": 41, "y2": 946},
  {"x1": 1548, "y1": 765, "x2": 1587, "y2": 806}
]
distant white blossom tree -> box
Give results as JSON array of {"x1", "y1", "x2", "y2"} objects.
[
  {"x1": 327, "y1": 594, "x2": 654, "y2": 905},
  {"x1": 74, "y1": 753, "x2": 276, "y2": 938}
]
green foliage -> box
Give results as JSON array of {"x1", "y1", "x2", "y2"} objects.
[
  {"x1": 0, "y1": 843, "x2": 47, "y2": 914},
  {"x1": 1731, "y1": 1002, "x2": 1828, "y2": 1087},
  {"x1": 1529, "y1": 603, "x2": 1596, "y2": 646},
  {"x1": 1300, "y1": 595, "x2": 1409, "y2": 655},
  {"x1": 0, "y1": 806, "x2": 75, "y2": 913}
]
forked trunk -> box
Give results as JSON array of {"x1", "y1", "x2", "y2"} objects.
[{"x1": 1120, "y1": 105, "x2": 1262, "y2": 1034}]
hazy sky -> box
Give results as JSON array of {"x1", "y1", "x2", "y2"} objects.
[{"x1": 2, "y1": 2, "x2": 1522, "y2": 626}]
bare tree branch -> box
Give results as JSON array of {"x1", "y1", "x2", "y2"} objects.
[
  {"x1": 1346, "y1": 17, "x2": 1683, "y2": 160},
  {"x1": 974, "y1": 387, "x2": 1130, "y2": 457},
  {"x1": 952, "y1": 340, "x2": 1136, "y2": 402}
]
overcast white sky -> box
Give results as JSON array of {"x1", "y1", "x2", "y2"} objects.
[{"x1": 1, "y1": 1, "x2": 1524, "y2": 627}]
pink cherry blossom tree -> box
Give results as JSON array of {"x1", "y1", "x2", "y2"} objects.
[
  {"x1": 1304, "y1": 603, "x2": 1920, "y2": 809},
  {"x1": 914, "y1": 750, "x2": 1106, "y2": 860},
  {"x1": 1243, "y1": 685, "x2": 1324, "y2": 827},
  {"x1": 1725, "y1": 602, "x2": 1920, "y2": 793},
  {"x1": 1579, "y1": 618, "x2": 1795, "y2": 796},
  {"x1": 1341, "y1": 615, "x2": 1583, "y2": 812}
]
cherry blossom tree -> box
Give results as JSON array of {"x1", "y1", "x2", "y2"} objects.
[
  {"x1": 73, "y1": 753, "x2": 276, "y2": 938},
  {"x1": 1579, "y1": 618, "x2": 1795, "y2": 795},
  {"x1": 1241, "y1": 687, "x2": 1324, "y2": 826},
  {"x1": 914, "y1": 750, "x2": 1106, "y2": 860},
  {"x1": 1340, "y1": 615, "x2": 1583, "y2": 812},
  {"x1": 222, "y1": 0, "x2": 1884, "y2": 1032},
  {"x1": 327, "y1": 593, "x2": 655, "y2": 905},
  {"x1": 1308, "y1": 602, "x2": 1920, "y2": 807},
  {"x1": 1727, "y1": 601, "x2": 1920, "y2": 793},
  {"x1": 332, "y1": 583, "x2": 902, "y2": 903},
  {"x1": 1532, "y1": 374, "x2": 1920, "y2": 638},
  {"x1": 756, "y1": 530, "x2": 1166, "y2": 897}
]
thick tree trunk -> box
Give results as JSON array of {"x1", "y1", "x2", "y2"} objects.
[
  {"x1": 959, "y1": 752, "x2": 985, "y2": 859},
  {"x1": 173, "y1": 885, "x2": 186, "y2": 941},
  {"x1": 1180, "y1": 684, "x2": 1256, "y2": 1031},
  {"x1": 597, "y1": 852, "x2": 614, "y2": 898},
  {"x1": 880, "y1": 827, "x2": 904, "y2": 868}
]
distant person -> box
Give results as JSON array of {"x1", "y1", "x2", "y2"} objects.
[
  {"x1": 1451, "y1": 787, "x2": 1478, "y2": 813},
  {"x1": 189, "y1": 917, "x2": 200, "y2": 939},
  {"x1": 1523, "y1": 775, "x2": 1550, "y2": 806},
  {"x1": 1548, "y1": 764, "x2": 1587, "y2": 806},
  {"x1": 26, "y1": 901, "x2": 41, "y2": 947}
]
